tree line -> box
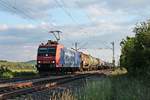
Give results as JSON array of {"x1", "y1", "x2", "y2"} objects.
[{"x1": 120, "y1": 20, "x2": 150, "y2": 77}]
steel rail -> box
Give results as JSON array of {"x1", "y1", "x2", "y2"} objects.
[{"x1": 0, "y1": 72, "x2": 95, "y2": 99}]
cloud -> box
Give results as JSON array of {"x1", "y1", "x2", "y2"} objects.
[
  {"x1": 0, "y1": 0, "x2": 55, "y2": 19},
  {"x1": 0, "y1": 0, "x2": 150, "y2": 62},
  {"x1": 0, "y1": 0, "x2": 149, "y2": 20},
  {"x1": 104, "y1": 0, "x2": 150, "y2": 10},
  {"x1": 0, "y1": 24, "x2": 8, "y2": 31},
  {"x1": 0, "y1": 22, "x2": 128, "y2": 61},
  {"x1": 13, "y1": 24, "x2": 36, "y2": 29},
  {"x1": 0, "y1": 45, "x2": 37, "y2": 61}
]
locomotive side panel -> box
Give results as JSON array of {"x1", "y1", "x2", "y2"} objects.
[
  {"x1": 60, "y1": 48, "x2": 81, "y2": 68},
  {"x1": 56, "y1": 44, "x2": 64, "y2": 67}
]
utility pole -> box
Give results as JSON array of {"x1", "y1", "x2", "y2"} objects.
[
  {"x1": 75, "y1": 42, "x2": 78, "y2": 51},
  {"x1": 71, "y1": 42, "x2": 79, "y2": 51},
  {"x1": 111, "y1": 42, "x2": 115, "y2": 67}
]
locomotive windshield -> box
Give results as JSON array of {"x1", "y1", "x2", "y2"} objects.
[{"x1": 38, "y1": 47, "x2": 56, "y2": 56}]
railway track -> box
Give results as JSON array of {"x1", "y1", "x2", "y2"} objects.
[
  {"x1": 0, "y1": 72, "x2": 98, "y2": 100},
  {"x1": 0, "y1": 75, "x2": 45, "y2": 84},
  {"x1": 0, "y1": 72, "x2": 60, "y2": 84}
]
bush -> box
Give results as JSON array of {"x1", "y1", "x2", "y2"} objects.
[
  {"x1": 0, "y1": 67, "x2": 13, "y2": 78},
  {"x1": 0, "y1": 61, "x2": 37, "y2": 78},
  {"x1": 120, "y1": 20, "x2": 150, "y2": 77},
  {"x1": 1, "y1": 71, "x2": 14, "y2": 78}
]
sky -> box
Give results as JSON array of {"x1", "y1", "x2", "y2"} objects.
[{"x1": 0, "y1": 0, "x2": 150, "y2": 64}]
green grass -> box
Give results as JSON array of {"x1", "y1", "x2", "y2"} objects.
[
  {"x1": 77, "y1": 75, "x2": 150, "y2": 100},
  {"x1": 22, "y1": 60, "x2": 36, "y2": 65},
  {"x1": 47, "y1": 67, "x2": 149, "y2": 100},
  {"x1": 0, "y1": 60, "x2": 37, "y2": 78},
  {"x1": 111, "y1": 67, "x2": 127, "y2": 76},
  {"x1": 54, "y1": 75, "x2": 150, "y2": 100}
]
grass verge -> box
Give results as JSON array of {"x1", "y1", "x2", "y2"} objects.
[
  {"x1": 53, "y1": 75, "x2": 150, "y2": 100},
  {"x1": 78, "y1": 75, "x2": 150, "y2": 100}
]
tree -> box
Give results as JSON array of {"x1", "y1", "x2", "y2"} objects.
[{"x1": 120, "y1": 20, "x2": 150, "y2": 77}]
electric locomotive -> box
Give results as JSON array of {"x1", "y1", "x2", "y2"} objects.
[
  {"x1": 36, "y1": 40, "x2": 113, "y2": 73},
  {"x1": 36, "y1": 40, "x2": 81, "y2": 73}
]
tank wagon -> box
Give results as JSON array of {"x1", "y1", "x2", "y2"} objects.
[
  {"x1": 80, "y1": 53, "x2": 99, "y2": 71},
  {"x1": 36, "y1": 40, "x2": 113, "y2": 73}
]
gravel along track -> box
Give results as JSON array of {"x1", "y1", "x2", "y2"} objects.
[
  {"x1": 8, "y1": 73, "x2": 106, "y2": 100},
  {"x1": 0, "y1": 72, "x2": 97, "y2": 100},
  {"x1": 0, "y1": 73, "x2": 62, "y2": 84}
]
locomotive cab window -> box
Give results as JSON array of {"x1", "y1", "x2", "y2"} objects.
[{"x1": 38, "y1": 47, "x2": 56, "y2": 56}]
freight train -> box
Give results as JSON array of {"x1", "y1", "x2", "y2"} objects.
[{"x1": 36, "y1": 40, "x2": 113, "y2": 73}]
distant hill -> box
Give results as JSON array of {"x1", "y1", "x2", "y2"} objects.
[
  {"x1": 0, "y1": 60, "x2": 36, "y2": 65},
  {"x1": 24, "y1": 60, "x2": 36, "y2": 65},
  {"x1": 0, "y1": 60, "x2": 37, "y2": 78}
]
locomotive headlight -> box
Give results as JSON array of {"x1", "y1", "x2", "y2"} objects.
[
  {"x1": 38, "y1": 61, "x2": 41, "y2": 63},
  {"x1": 52, "y1": 61, "x2": 55, "y2": 63},
  {"x1": 45, "y1": 54, "x2": 48, "y2": 56}
]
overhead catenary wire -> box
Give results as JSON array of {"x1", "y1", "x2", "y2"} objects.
[
  {"x1": 1, "y1": 0, "x2": 114, "y2": 62},
  {"x1": 3, "y1": 0, "x2": 76, "y2": 41},
  {"x1": 0, "y1": 0, "x2": 45, "y2": 28},
  {"x1": 75, "y1": 1, "x2": 114, "y2": 49},
  {"x1": 55, "y1": 0, "x2": 112, "y2": 50},
  {"x1": 0, "y1": 1, "x2": 25, "y2": 17},
  {"x1": 0, "y1": 0, "x2": 114, "y2": 50},
  {"x1": 0, "y1": 2, "x2": 16, "y2": 14},
  {"x1": 53, "y1": 0, "x2": 80, "y2": 26},
  {"x1": 0, "y1": 0, "x2": 72, "y2": 42},
  {"x1": 55, "y1": 0, "x2": 95, "y2": 42},
  {"x1": 0, "y1": 0, "x2": 34, "y2": 19},
  {"x1": 75, "y1": 1, "x2": 95, "y2": 26},
  {"x1": 0, "y1": 0, "x2": 59, "y2": 40}
]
